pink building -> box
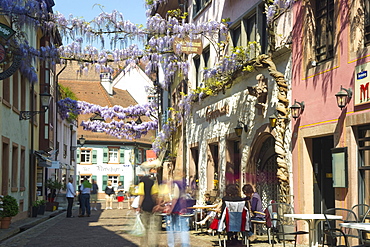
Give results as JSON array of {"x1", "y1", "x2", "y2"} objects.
[{"x1": 291, "y1": 0, "x2": 370, "y2": 219}]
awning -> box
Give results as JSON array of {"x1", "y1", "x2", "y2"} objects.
[{"x1": 34, "y1": 151, "x2": 52, "y2": 168}]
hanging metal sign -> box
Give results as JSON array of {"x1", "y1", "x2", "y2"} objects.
[{"x1": 0, "y1": 23, "x2": 15, "y2": 40}]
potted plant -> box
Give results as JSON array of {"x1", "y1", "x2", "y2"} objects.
[
  {"x1": 46, "y1": 178, "x2": 63, "y2": 202},
  {"x1": 46, "y1": 178, "x2": 63, "y2": 211},
  {"x1": 37, "y1": 200, "x2": 47, "y2": 215},
  {"x1": 0, "y1": 195, "x2": 19, "y2": 229},
  {"x1": 31, "y1": 200, "x2": 39, "y2": 217}
]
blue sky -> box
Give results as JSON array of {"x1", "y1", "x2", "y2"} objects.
[
  {"x1": 54, "y1": 0, "x2": 148, "y2": 48},
  {"x1": 54, "y1": 0, "x2": 147, "y2": 25}
]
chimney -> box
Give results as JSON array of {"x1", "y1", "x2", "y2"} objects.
[{"x1": 100, "y1": 72, "x2": 113, "y2": 96}]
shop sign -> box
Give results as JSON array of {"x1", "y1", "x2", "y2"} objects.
[
  {"x1": 173, "y1": 37, "x2": 203, "y2": 55},
  {"x1": 205, "y1": 102, "x2": 229, "y2": 122},
  {"x1": 355, "y1": 62, "x2": 370, "y2": 105},
  {"x1": 0, "y1": 23, "x2": 15, "y2": 40}
]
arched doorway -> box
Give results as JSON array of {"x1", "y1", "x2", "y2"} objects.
[{"x1": 254, "y1": 135, "x2": 279, "y2": 208}]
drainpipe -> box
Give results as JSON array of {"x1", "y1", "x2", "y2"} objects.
[{"x1": 54, "y1": 63, "x2": 67, "y2": 162}]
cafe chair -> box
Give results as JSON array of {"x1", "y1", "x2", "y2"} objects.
[
  {"x1": 267, "y1": 202, "x2": 309, "y2": 247},
  {"x1": 217, "y1": 201, "x2": 250, "y2": 247},
  {"x1": 323, "y1": 207, "x2": 365, "y2": 247},
  {"x1": 351, "y1": 204, "x2": 370, "y2": 223}
]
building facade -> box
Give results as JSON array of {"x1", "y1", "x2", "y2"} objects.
[{"x1": 291, "y1": 0, "x2": 370, "y2": 214}]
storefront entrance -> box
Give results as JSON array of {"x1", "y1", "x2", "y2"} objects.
[
  {"x1": 255, "y1": 136, "x2": 278, "y2": 208},
  {"x1": 313, "y1": 136, "x2": 335, "y2": 213}
]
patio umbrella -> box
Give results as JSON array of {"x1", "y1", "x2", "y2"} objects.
[{"x1": 140, "y1": 159, "x2": 162, "y2": 169}]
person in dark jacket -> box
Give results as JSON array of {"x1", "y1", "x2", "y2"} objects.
[
  {"x1": 104, "y1": 181, "x2": 115, "y2": 209},
  {"x1": 137, "y1": 175, "x2": 161, "y2": 247}
]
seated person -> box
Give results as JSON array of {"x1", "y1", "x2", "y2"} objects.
[{"x1": 242, "y1": 184, "x2": 265, "y2": 221}]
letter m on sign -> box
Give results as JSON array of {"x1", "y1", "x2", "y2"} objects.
[{"x1": 360, "y1": 83, "x2": 369, "y2": 102}]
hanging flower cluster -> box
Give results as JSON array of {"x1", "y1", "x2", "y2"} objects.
[
  {"x1": 266, "y1": 0, "x2": 294, "y2": 24},
  {"x1": 58, "y1": 98, "x2": 158, "y2": 139}
]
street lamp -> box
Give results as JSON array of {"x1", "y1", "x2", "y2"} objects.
[
  {"x1": 20, "y1": 91, "x2": 51, "y2": 120},
  {"x1": 234, "y1": 121, "x2": 248, "y2": 137},
  {"x1": 290, "y1": 100, "x2": 305, "y2": 119},
  {"x1": 335, "y1": 86, "x2": 352, "y2": 109}
]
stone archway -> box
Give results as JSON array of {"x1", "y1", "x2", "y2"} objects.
[
  {"x1": 246, "y1": 132, "x2": 278, "y2": 209},
  {"x1": 255, "y1": 136, "x2": 279, "y2": 208}
]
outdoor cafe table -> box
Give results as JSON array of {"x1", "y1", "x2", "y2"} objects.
[
  {"x1": 284, "y1": 213, "x2": 343, "y2": 247},
  {"x1": 187, "y1": 204, "x2": 218, "y2": 231},
  {"x1": 340, "y1": 222, "x2": 370, "y2": 231}
]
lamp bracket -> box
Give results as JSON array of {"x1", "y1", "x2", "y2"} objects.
[
  {"x1": 238, "y1": 121, "x2": 248, "y2": 132},
  {"x1": 294, "y1": 100, "x2": 305, "y2": 111},
  {"x1": 341, "y1": 86, "x2": 353, "y2": 99},
  {"x1": 19, "y1": 110, "x2": 47, "y2": 120}
]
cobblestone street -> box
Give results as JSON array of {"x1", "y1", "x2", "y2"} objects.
[{"x1": 0, "y1": 201, "x2": 304, "y2": 247}]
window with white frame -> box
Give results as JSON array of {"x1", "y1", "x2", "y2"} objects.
[
  {"x1": 109, "y1": 148, "x2": 119, "y2": 163},
  {"x1": 108, "y1": 175, "x2": 119, "y2": 188},
  {"x1": 80, "y1": 149, "x2": 91, "y2": 163}
]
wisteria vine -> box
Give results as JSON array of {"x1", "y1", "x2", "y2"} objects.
[
  {"x1": 1, "y1": 0, "x2": 294, "y2": 153},
  {"x1": 58, "y1": 98, "x2": 158, "y2": 139}
]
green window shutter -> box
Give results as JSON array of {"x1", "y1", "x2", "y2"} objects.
[
  {"x1": 143, "y1": 149, "x2": 147, "y2": 161},
  {"x1": 119, "y1": 176, "x2": 124, "y2": 186},
  {"x1": 120, "y1": 149, "x2": 125, "y2": 164},
  {"x1": 135, "y1": 148, "x2": 139, "y2": 164},
  {"x1": 92, "y1": 175, "x2": 97, "y2": 181},
  {"x1": 103, "y1": 148, "x2": 109, "y2": 163},
  {"x1": 92, "y1": 150, "x2": 97, "y2": 164},
  {"x1": 76, "y1": 149, "x2": 80, "y2": 163},
  {"x1": 76, "y1": 175, "x2": 80, "y2": 191},
  {"x1": 102, "y1": 175, "x2": 108, "y2": 189}
]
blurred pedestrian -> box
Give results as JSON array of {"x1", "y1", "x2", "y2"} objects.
[
  {"x1": 66, "y1": 177, "x2": 76, "y2": 218},
  {"x1": 104, "y1": 181, "x2": 115, "y2": 209},
  {"x1": 165, "y1": 177, "x2": 190, "y2": 247},
  {"x1": 117, "y1": 181, "x2": 125, "y2": 209},
  {"x1": 136, "y1": 174, "x2": 161, "y2": 247},
  {"x1": 79, "y1": 178, "x2": 91, "y2": 217},
  {"x1": 90, "y1": 179, "x2": 99, "y2": 211}
]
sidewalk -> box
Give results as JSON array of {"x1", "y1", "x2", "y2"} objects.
[
  {"x1": 0, "y1": 200, "x2": 306, "y2": 246},
  {"x1": 0, "y1": 204, "x2": 68, "y2": 242}
]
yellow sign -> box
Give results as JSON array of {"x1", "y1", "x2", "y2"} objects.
[{"x1": 173, "y1": 37, "x2": 203, "y2": 55}]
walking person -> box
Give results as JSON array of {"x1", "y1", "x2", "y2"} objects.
[
  {"x1": 91, "y1": 179, "x2": 99, "y2": 211},
  {"x1": 116, "y1": 181, "x2": 125, "y2": 209},
  {"x1": 137, "y1": 174, "x2": 161, "y2": 247},
  {"x1": 79, "y1": 178, "x2": 92, "y2": 217},
  {"x1": 104, "y1": 181, "x2": 115, "y2": 209},
  {"x1": 165, "y1": 178, "x2": 190, "y2": 247},
  {"x1": 66, "y1": 177, "x2": 76, "y2": 218}
]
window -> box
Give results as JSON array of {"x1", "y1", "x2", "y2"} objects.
[
  {"x1": 193, "y1": 0, "x2": 210, "y2": 17},
  {"x1": 2, "y1": 64, "x2": 10, "y2": 104},
  {"x1": 80, "y1": 175, "x2": 91, "y2": 185},
  {"x1": 203, "y1": 47, "x2": 210, "y2": 69},
  {"x1": 20, "y1": 75, "x2": 26, "y2": 111},
  {"x1": 109, "y1": 148, "x2": 119, "y2": 163},
  {"x1": 358, "y1": 125, "x2": 370, "y2": 206},
  {"x1": 20, "y1": 147, "x2": 25, "y2": 190},
  {"x1": 12, "y1": 71, "x2": 19, "y2": 109},
  {"x1": 365, "y1": 0, "x2": 370, "y2": 46},
  {"x1": 193, "y1": 55, "x2": 201, "y2": 88},
  {"x1": 11, "y1": 144, "x2": 18, "y2": 190},
  {"x1": 315, "y1": 0, "x2": 334, "y2": 62},
  {"x1": 231, "y1": 24, "x2": 242, "y2": 47},
  {"x1": 108, "y1": 175, "x2": 119, "y2": 188},
  {"x1": 246, "y1": 14, "x2": 257, "y2": 43},
  {"x1": 80, "y1": 149, "x2": 91, "y2": 163}
]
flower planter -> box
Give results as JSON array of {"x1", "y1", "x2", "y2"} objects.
[
  {"x1": 0, "y1": 217, "x2": 12, "y2": 229},
  {"x1": 38, "y1": 205, "x2": 46, "y2": 215},
  {"x1": 46, "y1": 202, "x2": 59, "y2": 211},
  {"x1": 31, "y1": 206, "x2": 39, "y2": 217}
]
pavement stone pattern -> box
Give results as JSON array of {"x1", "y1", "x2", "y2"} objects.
[{"x1": 0, "y1": 201, "x2": 304, "y2": 247}]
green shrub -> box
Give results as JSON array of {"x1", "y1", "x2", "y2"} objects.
[{"x1": 0, "y1": 195, "x2": 19, "y2": 217}]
